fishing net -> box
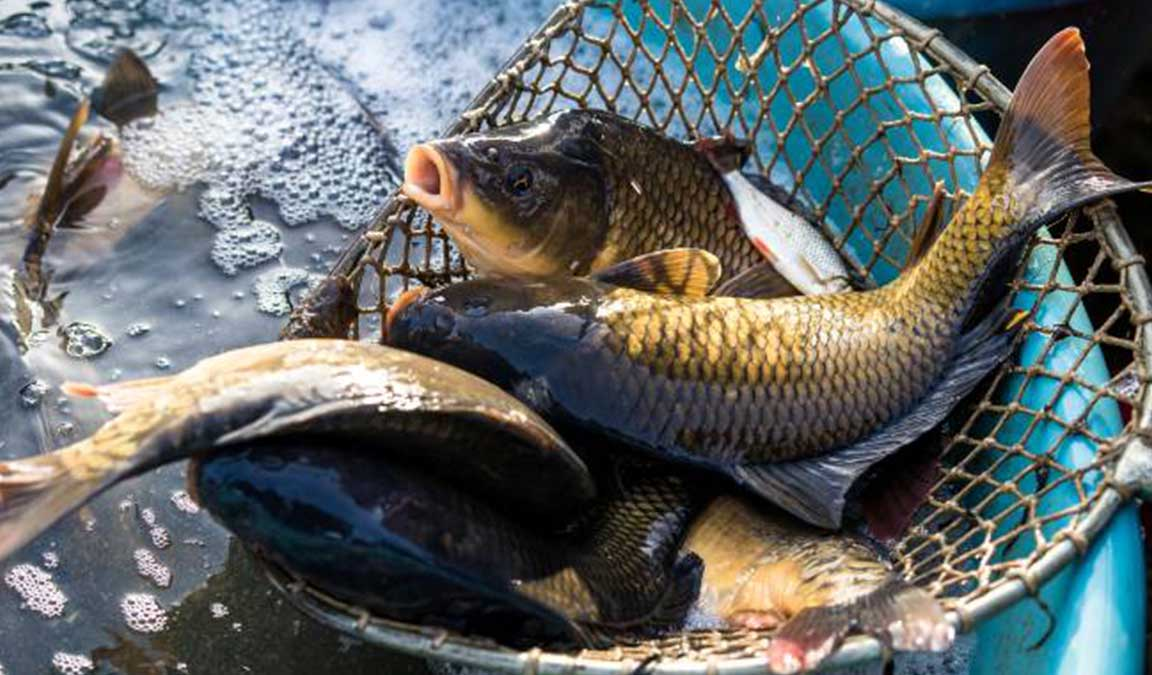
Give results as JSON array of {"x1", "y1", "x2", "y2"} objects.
[{"x1": 277, "y1": 0, "x2": 1152, "y2": 671}]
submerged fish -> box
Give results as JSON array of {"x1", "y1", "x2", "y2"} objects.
[
  {"x1": 683, "y1": 496, "x2": 951, "y2": 673},
  {"x1": 388, "y1": 29, "x2": 1150, "y2": 528},
  {"x1": 0, "y1": 340, "x2": 596, "y2": 560},
  {"x1": 402, "y1": 107, "x2": 846, "y2": 294},
  {"x1": 192, "y1": 439, "x2": 703, "y2": 647}
]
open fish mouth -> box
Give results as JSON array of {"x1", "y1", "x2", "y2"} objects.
[{"x1": 402, "y1": 142, "x2": 463, "y2": 220}]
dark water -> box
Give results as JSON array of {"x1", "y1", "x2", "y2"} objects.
[{"x1": 0, "y1": 0, "x2": 549, "y2": 672}]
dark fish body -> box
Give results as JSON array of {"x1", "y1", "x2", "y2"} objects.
[
  {"x1": 0, "y1": 340, "x2": 595, "y2": 559},
  {"x1": 401, "y1": 108, "x2": 764, "y2": 279},
  {"x1": 683, "y1": 496, "x2": 951, "y2": 672},
  {"x1": 389, "y1": 29, "x2": 1151, "y2": 527},
  {"x1": 192, "y1": 440, "x2": 704, "y2": 647}
]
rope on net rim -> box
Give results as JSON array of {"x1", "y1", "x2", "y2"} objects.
[{"x1": 277, "y1": 0, "x2": 1152, "y2": 670}]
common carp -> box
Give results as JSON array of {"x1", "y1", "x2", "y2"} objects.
[
  {"x1": 683, "y1": 496, "x2": 950, "y2": 673},
  {"x1": 192, "y1": 440, "x2": 703, "y2": 648},
  {"x1": 388, "y1": 29, "x2": 1151, "y2": 527},
  {"x1": 0, "y1": 340, "x2": 595, "y2": 560},
  {"x1": 401, "y1": 108, "x2": 850, "y2": 295}
]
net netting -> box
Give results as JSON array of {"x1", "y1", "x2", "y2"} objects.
[{"x1": 278, "y1": 0, "x2": 1151, "y2": 670}]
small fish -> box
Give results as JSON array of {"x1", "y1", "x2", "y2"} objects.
[
  {"x1": 192, "y1": 439, "x2": 703, "y2": 647},
  {"x1": 683, "y1": 496, "x2": 952, "y2": 674},
  {"x1": 0, "y1": 340, "x2": 596, "y2": 560},
  {"x1": 694, "y1": 135, "x2": 852, "y2": 295},
  {"x1": 388, "y1": 29, "x2": 1151, "y2": 528},
  {"x1": 402, "y1": 108, "x2": 838, "y2": 294}
]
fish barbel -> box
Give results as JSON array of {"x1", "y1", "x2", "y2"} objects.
[{"x1": 388, "y1": 29, "x2": 1152, "y2": 527}]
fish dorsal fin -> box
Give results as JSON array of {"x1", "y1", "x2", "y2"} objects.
[
  {"x1": 904, "y1": 181, "x2": 948, "y2": 271},
  {"x1": 93, "y1": 49, "x2": 158, "y2": 127},
  {"x1": 592, "y1": 248, "x2": 721, "y2": 297},
  {"x1": 712, "y1": 262, "x2": 802, "y2": 299},
  {"x1": 693, "y1": 134, "x2": 753, "y2": 173},
  {"x1": 734, "y1": 300, "x2": 1022, "y2": 528}
]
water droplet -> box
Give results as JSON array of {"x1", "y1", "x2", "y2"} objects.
[
  {"x1": 19, "y1": 380, "x2": 48, "y2": 408},
  {"x1": 59, "y1": 322, "x2": 113, "y2": 359},
  {"x1": 126, "y1": 322, "x2": 152, "y2": 338}
]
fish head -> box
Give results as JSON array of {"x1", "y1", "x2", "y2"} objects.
[
  {"x1": 402, "y1": 112, "x2": 610, "y2": 277},
  {"x1": 387, "y1": 275, "x2": 599, "y2": 391}
]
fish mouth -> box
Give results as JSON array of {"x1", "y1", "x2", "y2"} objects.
[{"x1": 402, "y1": 143, "x2": 461, "y2": 219}]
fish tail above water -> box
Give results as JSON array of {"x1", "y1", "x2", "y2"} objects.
[
  {"x1": 762, "y1": 580, "x2": 952, "y2": 674},
  {"x1": 901, "y1": 27, "x2": 1152, "y2": 322},
  {"x1": 92, "y1": 49, "x2": 159, "y2": 127}
]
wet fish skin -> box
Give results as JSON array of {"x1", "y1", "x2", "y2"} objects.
[
  {"x1": 683, "y1": 496, "x2": 951, "y2": 673},
  {"x1": 0, "y1": 340, "x2": 596, "y2": 560},
  {"x1": 388, "y1": 29, "x2": 1151, "y2": 528},
  {"x1": 192, "y1": 439, "x2": 703, "y2": 647},
  {"x1": 401, "y1": 109, "x2": 764, "y2": 279}
]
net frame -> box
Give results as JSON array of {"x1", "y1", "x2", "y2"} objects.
[{"x1": 277, "y1": 0, "x2": 1152, "y2": 671}]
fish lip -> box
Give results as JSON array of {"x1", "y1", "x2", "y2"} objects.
[{"x1": 402, "y1": 143, "x2": 462, "y2": 219}]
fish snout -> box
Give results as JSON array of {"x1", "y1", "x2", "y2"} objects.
[{"x1": 402, "y1": 143, "x2": 460, "y2": 217}]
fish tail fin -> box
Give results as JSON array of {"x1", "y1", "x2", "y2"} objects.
[
  {"x1": 763, "y1": 580, "x2": 953, "y2": 674},
  {"x1": 0, "y1": 441, "x2": 105, "y2": 560},
  {"x1": 92, "y1": 49, "x2": 158, "y2": 127},
  {"x1": 986, "y1": 28, "x2": 1152, "y2": 228}
]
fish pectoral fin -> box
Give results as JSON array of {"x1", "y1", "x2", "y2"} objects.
[
  {"x1": 712, "y1": 262, "x2": 801, "y2": 299},
  {"x1": 92, "y1": 49, "x2": 159, "y2": 127},
  {"x1": 904, "y1": 181, "x2": 948, "y2": 272},
  {"x1": 645, "y1": 552, "x2": 705, "y2": 629},
  {"x1": 591, "y1": 248, "x2": 721, "y2": 297},
  {"x1": 737, "y1": 308, "x2": 1019, "y2": 529},
  {"x1": 762, "y1": 581, "x2": 953, "y2": 673},
  {"x1": 692, "y1": 134, "x2": 753, "y2": 173}
]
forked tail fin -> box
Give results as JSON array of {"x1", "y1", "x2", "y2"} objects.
[
  {"x1": 989, "y1": 28, "x2": 1151, "y2": 227},
  {"x1": 0, "y1": 442, "x2": 103, "y2": 560}
]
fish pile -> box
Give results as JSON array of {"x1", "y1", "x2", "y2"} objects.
[{"x1": 0, "y1": 28, "x2": 1147, "y2": 674}]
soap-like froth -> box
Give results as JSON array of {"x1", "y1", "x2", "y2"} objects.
[
  {"x1": 120, "y1": 592, "x2": 169, "y2": 633},
  {"x1": 4, "y1": 563, "x2": 68, "y2": 618},
  {"x1": 119, "y1": 1, "x2": 399, "y2": 280}
]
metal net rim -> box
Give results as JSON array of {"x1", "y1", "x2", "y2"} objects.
[{"x1": 277, "y1": 0, "x2": 1152, "y2": 671}]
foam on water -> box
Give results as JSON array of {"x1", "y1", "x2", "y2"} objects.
[
  {"x1": 120, "y1": 592, "x2": 169, "y2": 633},
  {"x1": 118, "y1": 0, "x2": 400, "y2": 286},
  {"x1": 133, "y1": 548, "x2": 172, "y2": 588},
  {"x1": 50, "y1": 653, "x2": 93, "y2": 675},
  {"x1": 4, "y1": 563, "x2": 67, "y2": 618}
]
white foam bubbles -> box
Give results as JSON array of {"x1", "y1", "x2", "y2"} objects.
[
  {"x1": 120, "y1": 592, "x2": 168, "y2": 633},
  {"x1": 133, "y1": 549, "x2": 172, "y2": 588},
  {"x1": 4, "y1": 564, "x2": 67, "y2": 618},
  {"x1": 253, "y1": 266, "x2": 323, "y2": 316},
  {"x1": 118, "y1": 0, "x2": 399, "y2": 279},
  {"x1": 51, "y1": 653, "x2": 93, "y2": 675}
]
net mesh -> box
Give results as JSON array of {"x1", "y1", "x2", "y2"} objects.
[{"x1": 281, "y1": 0, "x2": 1148, "y2": 667}]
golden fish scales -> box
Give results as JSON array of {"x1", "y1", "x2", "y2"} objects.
[{"x1": 280, "y1": 0, "x2": 1152, "y2": 672}]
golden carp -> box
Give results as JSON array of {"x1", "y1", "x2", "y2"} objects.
[
  {"x1": 0, "y1": 340, "x2": 596, "y2": 560},
  {"x1": 388, "y1": 29, "x2": 1151, "y2": 527},
  {"x1": 683, "y1": 496, "x2": 950, "y2": 673}
]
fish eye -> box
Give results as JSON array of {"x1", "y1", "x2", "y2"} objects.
[{"x1": 505, "y1": 165, "x2": 534, "y2": 197}]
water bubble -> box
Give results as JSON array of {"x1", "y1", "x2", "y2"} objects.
[
  {"x1": 120, "y1": 592, "x2": 168, "y2": 633},
  {"x1": 149, "y1": 526, "x2": 171, "y2": 549},
  {"x1": 210, "y1": 601, "x2": 229, "y2": 618},
  {"x1": 133, "y1": 549, "x2": 171, "y2": 588},
  {"x1": 252, "y1": 267, "x2": 322, "y2": 316},
  {"x1": 41, "y1": 551, "x2": 59, "y2": 570},
  {"x1": 4, "y1": 564, "x2": 67, "y2": 618},
  {"x1": 51, "y1": 653, "x2": 93, "y2": 675},
  {"x1": 126, "y1": 322, "x2": 152, "y2": 338},
  {"x1": 154, "y1": 356, "x2": 172, "y2": 370},
  {"x1": 210, "y1": 220, "x2": 283, "y2": 276},
  {"x1": 170, "y1": 490, "x2": 200, "y2": 514},
  {"x1": 59, "y1": 321, "x2": 113, "y2": 359},
  {"x1": 19, "y1": 380, "x2": 48, "y2": 408}
]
